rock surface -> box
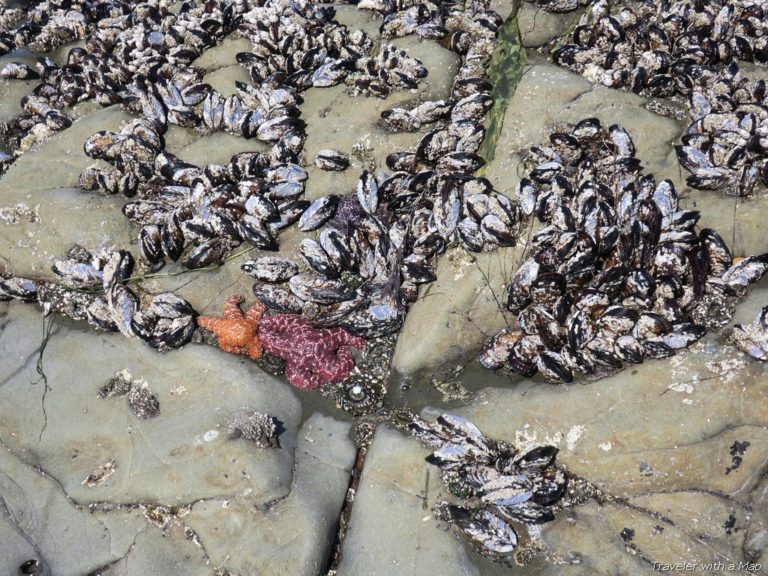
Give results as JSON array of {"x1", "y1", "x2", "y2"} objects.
[
  {"x1": 394, "y1": 56, "x2": 768, "y2": 376},
  {"x1": 337, "y1": 425, "x2": 480, "y2": 576},
  {"x1": 392, "y1": 246, "x2": 520, "y2": 377},
  {"x1": 517, "y1": 2, "x2": 581, "y2": 48},
  {"x1": 347, "y1": 284, "x2": 768, "y2": 574},
  {"x1": 0, "y1": 304, "x2": 354, "y2": 575},
  {"x1": 1, "y1": 5, "x2": 768, "y2": 576}
]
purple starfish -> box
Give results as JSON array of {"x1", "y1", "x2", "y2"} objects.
[{"x1": 258, "y1": 314, "x2": 366, "y2": 390}]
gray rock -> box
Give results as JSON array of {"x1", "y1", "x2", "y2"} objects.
[
  {"x1": 0, "y1": 105, "x2": 133, "y2": 195},
  {"x1": 0, "y1": 186, "x2": 133, "y2": 279},
  {"x1": 0, "y1": 303, "x2": 356, "y2": 575},
  {"x1": 392, "y1": 246, "x2": 520, "y2": 377},
  {"x1": 193, "y1": 36, "x2": 253, "y2": 72},
  {"x1": 337, "y1": 425, "x2": 480, "y2": 576},
  {"x1": 0, "y1": 304, "x2": 302, "y2": 505},
  {"x1": 0, "y1": 76, "x2": 37, "y2": 124},
  {"x1": 0, "y1": 441, "x2": 140, "y2": 576},
  {"x1": 518, "y1": 2, "x2": 582, "y2": 48},
  {"x1": 185, "y1": 412, "x2": 355, "y2": 575},
  {"x1": 449, "y1": 284, "x2": 768, "y2": 571},
  {"x1": 300, "y1": 35, "x2": 459, "y2": 202}
]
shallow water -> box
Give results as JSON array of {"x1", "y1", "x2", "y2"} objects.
[{"x1": 1, "y1": 2, "x2": 768, "y2": 575}]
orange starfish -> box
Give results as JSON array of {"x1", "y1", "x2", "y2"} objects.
[{"x1": 197, "y1": 295, "x2": 265, "y2": 360}]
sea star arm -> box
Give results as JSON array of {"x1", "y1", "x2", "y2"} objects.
[
  {"x1": 316, "y1": 346, "x2": 356, "y2": 383},
  {"x1": 246, "y1": 337, "x2": 263, "y2": 360},
  {"x1": 223, "y1": 295, "x2": 245, "y2": 320},
  {"x1": 246, "y1": 302, "x2": 266, "y2": 325},
  {"x1": 219, "y1": 339, "x2": 246, "y2": 355},
  {"x1": 285, "y1": 362, "x2": 323, "y2": 391},
  {"x1": 196, "y1": 315, "x2": 219, "y2": 331},
  {"x1": 330, "y1": 327, "x2": 366, "y2": 350}
]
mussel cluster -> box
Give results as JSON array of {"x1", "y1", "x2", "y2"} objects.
[
  {"x1": 84, "y1": 116, "x2": 314, "y2": 270},
  {"x1": 730, "y1": 305, "x2": 768, "y2": 361},
  {"x1": 410, "y1": 413, "x2": 567, "y2": 559},
  {"x1": 233, "y1": 0, "x2": 524, "y2": 336},
  {"x1": 0, "y1": 0, "x2": 125, "y2": 56},
  {"x1": 0, "y1": 0, "x2": 524, "y2": 346},
  {"x1": 0, "y1": 0, "x2": 523, "y2": 345},
  {"x1": 527, "y1": 0, "x2": 590, "y2": 14},
  {"x1": 1, "y1": 0, "x2": 241, "y2": 155},
  {"x1": 677, "y1": 62, "x2": 768, "y2": 196},
  {"x1": 76, "y1": 0, "x2": 519, "y2": 339},
  {"x1": 0, "y1": 245, "x2": 197, "y2": 351},
  {"x1": 552, "y1": 0, "x2": 768, "y2": 196},
  {"x1": 480, "y1": 119, "x2": 768, "y2": 383},
  {"x1": 240, "y1": 1, "x2": 427, "y2": 99},
  {"x1": 554, "y1": 0, "x2": 768, "y2": 93}
]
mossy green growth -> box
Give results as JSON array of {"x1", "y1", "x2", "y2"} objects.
[{"x1": 477, "y1": 0, "x2": 527, "y2": 175}]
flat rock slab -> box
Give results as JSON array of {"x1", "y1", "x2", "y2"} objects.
[
  {"x1": 0, "y1": 304, "x2": 355, "y2": 575},
  {"x1": 393, "y1": 246, "x2": 521, "y2": 377},
  {"x1": 337, "y1": 425, "x2": 480, "y2": 576},
  {"x1": 185, "y1": 413, "x2": 355, "y2": 576},
  {"x1": 0, "y1": 304, "x2": 302, "y2": 505}
]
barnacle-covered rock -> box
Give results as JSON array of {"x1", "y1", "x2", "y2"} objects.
[
  {"x1": 126, "y1": 383, "x2": 160, "y2": 420},
  {"x1": 98, "y1": 368, "x2": 133, "y2": 398},
  {"x1": 97, "y1": 368, "x2": 159, "y2": 419},
  {"x1": 227, "y1": 408, "x2": 284, "y2": 449}
]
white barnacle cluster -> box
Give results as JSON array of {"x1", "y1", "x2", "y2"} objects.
[
  {"x1": 98, "y1": 368, "x2": 161, "y2": 419},
  {"x1": 227, "y1": 408, "x2": 283, "y2": 448}
]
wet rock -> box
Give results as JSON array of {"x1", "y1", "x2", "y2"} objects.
[
  {"x1": 177, "y1": 129, "x2": 266, "y2": 166},
  {"x1": 0, "y1": 105, "x2": 133, "y2": 194},
  {"x1": 184, "y1": 413, "x2": 355, "y2": 575},
  {"x1": 0, "y1": 304, "x2": 355, "y2": 574},
  {"x1": 0, "y1": 186, "x2": 133, "y2": 279},
  {"x1": 301, "y1": 35, "x2": 459, "y2": 201},
  {"x1": 202, "y1": 64, "x2": 252, "y2": 97},
  {"x1": 0, "y1": 441, "x2": 142, "y2": 576},
  {"x1": 193, "y1": 36, "x2": 252, "y2": 72},
  {"x1": 745, "y1": 472, "x2": 768, "y2": 566},
  {"x1": 0, "y1": 103, "x2": 140, "y2": 280},
  {"x1": 518, "y1": 3, "x2": 581, "y2": 48},
  {"x1": 0, "y1": 77, "x2": 37, "y2": 125},
  {"x1": 0, "y1": 304, "x2": 302, "y2": 505},
  {"x1": 449, "y1": 284, "x2": 768, "y2": 571},
  {"x1": 393, "y1": 246, "x2": 520, "y2": 377},
  {"x1": 93, "y1": 527, "x2": 212, "y2": 576},
  {"x1": 337, "y1": 425, "x2": 480, "y2": 575}
]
